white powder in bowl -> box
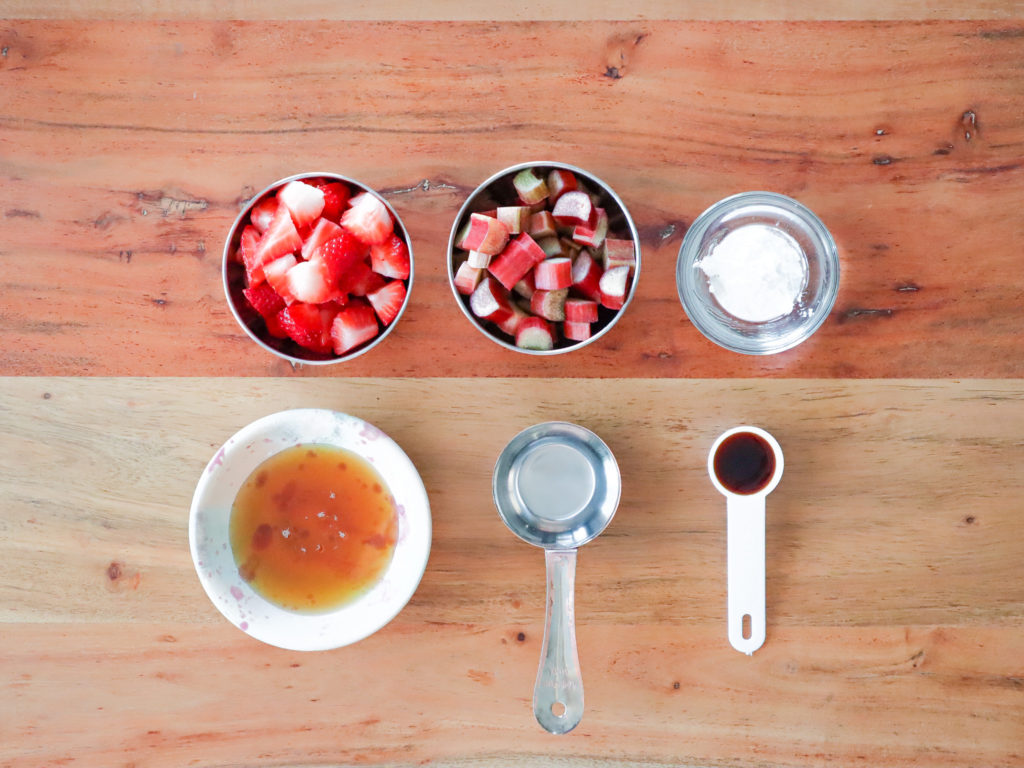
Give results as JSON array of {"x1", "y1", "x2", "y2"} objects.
[{"x1": 698, "y1": 224, "x2": 808, "y2": 323}]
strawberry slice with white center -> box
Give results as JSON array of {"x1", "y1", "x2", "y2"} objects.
[
  {"x1": 278, "y1": 181, "x2": 326, "y2": 230},
  {"x1": 331, "y1": 300, "x2": 380, "y2": 355},
  {"x1": 253, "y1": 203, "x2": 302, "y2": 268},
  {"x1": 530, "y1": 289, "x2": 568, "y2": 322},
  {"x1": 235, "y1": 224, "x2": 260, "y2": 265},
  {"x1": 598, "y1": 265, "x2": 631, "y2": 310},
  {"x1": 344, "y1": 260, "x2": 387, "y2": 297},
  {"x1": 571, "y1": 250, "x2": 603, "y2": 301},
  {"x1": 249, "y1": 197, "x2": 279, "y2": 233},
  {"x1": 564, "y1": 320, "x2": 592, "y2": 342},
  {"x1": 341, "y1": 192, "x2": 394, "y2": 245},
  {"x1": 263, "y1": 254, "x2": 298, "y2": 303},
  {"x1": 316, "y1": 181, "x2": 350, "y2": 222},
  {"x1": 284, "y1": 259, "x2": 334, "y2": 305},
  {"x1": 242, "y1": 281, "x2": 286, "y2": 319},
  {"x1": 312, "y1": 232, "x2": 368, "y2": 288},
  {"x1": 300, "y1": 217, "x2": 344, "y2": 260},
  {"x1": 515, "y1": 316, "x2": 555, "y2": 351},
  {"x1": 534, "y1": 258, "x2": 573, "y2": 290},
  {"x1": 367, "y1": 280, "x2": 407, "y2": 326},
  {"x1": 487, "y1": 233, "x2": 547, "y2": 290},
  {"x1": 277, "y1": 303, "x2": 333, "y2": 354},
  {"x1": 469, "y1": 277, "x2": 514, "y2": 323},
  {"x1": 460, "y1": 213, "x2": 510, "y2": 256},
  {"x1": 370, "y1": 234, "x2": 411, "y2": 279},
  {"x1": 453, "y1": 261, "x2": 483, "y2": 295},
  {"x1": 552, "y1": 190, "x2": 595, "y2": 228}
]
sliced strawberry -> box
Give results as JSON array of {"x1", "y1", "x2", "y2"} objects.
[
  {"x1": 534, "y1": 258, "x2": 573, "y2": 291},
  {"x1": 263, "y1": 254, "x2": 298, "y2": 303},
  {"x1": 278, "y1": 303, "x2": 333, "y2": 354},
  {"x1": 278, "y1": 181, "x2": 325, "y2": 230},
  {"x1": 565, "y1": 298, "x2": 599, "y2": 324},
  {"x1": 487, "y1": 233, "x2": 547, "y2": 291},
  {"x1": 461, "y1": 213, "x2": 510, "y2": 256},
  {"x1": 546, "y1": 169, "x2": 578, "y2": 204},
  {"x1": 367, "y1": 280, "x2": 407, "y2": 326},
  {"x1": 235, "y1": 224, "x2": 260, "y2": 265},
  {"x1": 253, "y1": 203, "x2": 302, "y2": 267},
  {"x1": 469, "y1": 277, "x2": 513, "y2": 324},
  {"x1": 370, "y1": 234, "x2": 411, "y2": 279},
  {"x1": 564, "y1": 320, "x2": 592, "y2": 342},
  {"x1": 341, "y1": 192, "x2": 394, "y2": 245},
  {"x1": 242, "y1": 282, "x2": 286, "y2": 319},
  {"x1": 316, "y1": 182, "x2": 350, "y2": 222},
  {"x1": 516, "y1": 316, "x2": 555, "y2": 351},
  {"x1": 453, "y1": 261, "x2": 484, "y2": 296},
  {"x1": 301, "y1": 218, "x2": 344, "y2": 261},
  {"x1": 312, "y1": 232, "x2": 368, "y2": 287},
  {"x1": 331, "y1": 301, "x2": 380, "y2": 355},
  {"x1": 264, "y1": 311, "x2": 288, "y2": 338},
  {"x1": 285, "y1": 259, "x2": 334, "y2": 305},
  {"x1": 344, "y1": 260, "x2": 387, "y2": 297},
  {"x1": 249, "y1": 197, "x2": 278, "y2": 233}
]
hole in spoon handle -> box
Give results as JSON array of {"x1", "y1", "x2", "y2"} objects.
[
  {"x1": 533, "y1": 548, "x2": 584, "y2": 734},
  {"x1": 727, "y1": 495, "x2": 766, "y2": 655}
]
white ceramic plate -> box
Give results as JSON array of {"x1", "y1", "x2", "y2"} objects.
[{"x1": 189, "y1": 409, "x2": 431, "y2": 651}]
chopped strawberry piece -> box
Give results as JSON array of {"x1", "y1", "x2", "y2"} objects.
[
  {"x1": 367, "y1": 280, "x2": 407, "y2": 326},
  {"x1": 242, "y1": 282, "x2": 286, "y2": 319},
  {"x1": 370, "y1": 234, "x2": 411, "y2": 280},
  {"x1": 316, "y1": 182, "x2": 350, "y2": 222},
  {"x1": 534, "y1": 258, "x2": 573, "y2": 290},
  {"x1": 278, "y1": 181, "x2": 326, "y2": 230},
  {"x1": 469, "y1": 277, "x2": 513, "y2": 323},
  {"x1": 264, "y1": 311, "x2": 288, "y2": 338},
  {"x1": 278, "y1": 303, "x2": 333, "y2": 354},
  {"x1": 236, "y1": 224, "x2": 260, "y2": 266},
  {"x1": 284, "y1": 259, "x2": 334, "y2": 305},
  {"x1": 301, "y1": 218, "x2": 344, "y2": 260},
  {"x1": 487, "y1": 233, "x2": 547, "y2": 290},
  {"x1": 250, "y1": 197, "x2": 279, "y2": 233},
  {"x1": 341, "y1": 192, "x2": 394, "y2": 245},
  {"x1": 453, "y1": 261, "x2": 483, "y2": 295},
  {"x1": 253, "y1": 203, "x2": 302, "y2": 267},
  {"x1": 343, "y1": 260, "x2": 387, "y2": 297},
  {"x1": 331, "y1": 301, "x2": 380, "y2": 355},
  {"x1": 312, "y1": 232, "x2": 368, "y2": 287},
  {"x1": 263, "y1": 254, "x2": 298, "y2": 303},
  {"x1": 515, "y1": 316, "x2": 555, "y2": 350},
  {"x1": 565, "y1": 298, "x2": 599, "y2": 324}
]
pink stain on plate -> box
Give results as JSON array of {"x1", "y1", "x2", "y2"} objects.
[
  {"x1": 359, "y1": 423, "x2": 384, "y2": 441},
  {"x1": 230, "y1": 585, "x2": 244, "y2": 601},
  {"x1": 240, "y1": 621, "x2": 249, "y2": 631},
  {"x1": 208, "y1": 447, "x2": 226, "y2": 472}
]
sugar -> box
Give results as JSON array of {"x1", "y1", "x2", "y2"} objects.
[{"x1": 699, "y1": 224, "x2": 808, "y2": 323}]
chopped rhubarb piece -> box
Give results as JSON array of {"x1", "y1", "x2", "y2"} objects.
[
  {"x1": 487, "y1": 233, "x2": 547, "y2": 290},
  {"x1": 341, "y1": 192, "x2": 394, "y2": 245},
  {"x1": 370, "y1": 234, "x2": 411, "y2": 279},
  {"x1": 461, "y1": 213, "x2": 510, "y2": 256},
  {"x1": 315, "y1": 181, "x2": 350, "y2": 222},
  {"x1": 496, "y1": 206, "x2": 532, "y2": 235},
  {"x1": 534, "y1": 258, "x2": 573, "y2": 291},
  {"x1": 278, "y1": 181, "x2": 326, "y2": 229},
  {"x1": 284, "y1": 259, "x2": 334, "y2": 305},
  {"x1": 513, "y1": 271, "x2": 536, "y2": 299},
  {"x1": 528, "y1": 210, "x2": 557, "y2": 239},
  {"x1": 453, "y1": 261, "x2": 484, "y2": 296},
  {"x1": 454, "y1": 219, "x2": 473, "y2": 250},
  {"x1": 571, "y1": 250, "x2": 603, "y2": 301},
  {"x1": 601, "y1": 238, "x2": 636, "y2": 270},
  {"x1": 559, "y1": 237, "x2": 582, "y2": 261},
  {"x1": 301, "y1": 217, "x2": 344, "y2": 260},
  {"x1": 469, "y1": 277, "x2": 514, "y2": 323},
  {"x1": 537, "y1": 237, "x2": 565, "y2": 258},
  {"x1": 572, "y1": 207, "x2": 608, "y2": 248},
  {"x1": 253, "y1": 203, "x2": 302, "y2": 267},
  {"x1": 552, "y1": 191, "x2": 595, "y2": 228},
  {"x1": 546, "y1": 169, "x2": 578, "y2": 204},
  {"x1": 599, "y1": 265, "x2": 631, "y2": 310},
  {"x1": 242, "y1": 282, "x2": 285, "y2": 319},
  {"x1": 467, "y1": 250, "x2": 492, "y2": 269},
  {"x1": 330, "y1": 300, "x2": 379, "y2": 355},
  {"x1": 495, "y1": 302, "x2": 529, "y2": 337},
  {"x1": 513, "y1": 168, "x2": 549, "y2": 205},
  {"x1": 564, "y1": 298, "x2": 599, "y2": 324},
  {"x1": 278, "y1": 302, "x2": 333, "y2": 354},
  {"x1": 564, "y1": 320, "x2": 592, "y2": 342},
  {"x1": 250, "y1": 197, "x2": 278, "y2": 233},
  {"x1": 530, "y1": 288, "x2": 568, "y2": 322},
  {"x1": 263, "y1": 254, "x2": 298, "y2": 303},
  {"x1": 367, "y1": 280, "x2": 407, "y2": 326},
  {"x1": 515, "y1": 316, "x2": 555, "y2": 351}
]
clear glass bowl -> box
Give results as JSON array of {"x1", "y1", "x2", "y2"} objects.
[{"x1": 676, "y1": 191, "x2": 840, "y2": 355}]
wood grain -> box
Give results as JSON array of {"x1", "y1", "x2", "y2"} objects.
[
  {"x1": 2, "y1": 21, "x2": 1023, "y2": 377},
  {"x1": 2, "y1": 377, "x2": 1023, "y2": 766}
]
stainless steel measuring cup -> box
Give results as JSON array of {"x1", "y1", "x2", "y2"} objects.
[{"x1": 493, "y1": 422, "x2": 621, "y2": 734}]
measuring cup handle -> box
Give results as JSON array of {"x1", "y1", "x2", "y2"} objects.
[
  {"x1": 727, "y1": 495, "x2": 766, "y2": 655},
  {"x1": 534, "y1": 548, "x2": 583, "y2": 734}
]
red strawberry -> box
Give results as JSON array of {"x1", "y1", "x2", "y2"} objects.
[
  {"x1": 344, "y1": 260, "x2": 387, "y2": 297},
  {"x1": 240, "y1": 225, "x2": 266, "y2": 285},
  {"x1": 278, "y1": 181, "x2": 325, "y2": 230},
  {"x1": 284, "y1": 260, "x2": 334, "y2": 305},
  {"x1": 249, "y1": 197, "x2": 278, "y2": 233},
  {"x1": 331, "y1": 301, "x2": 380, "y2": 355},
  {"x1": 264, "y1": 311, "x2": 288, "y2": 338},
  {"x1": 313, "y1": 232, "x2": 368, "y2": 287},
  {"x1": 316, "y1": 182, "x2": 351, "y2": 222},
  {"x1": 367, "y1": 280, "x2": 407, "y2": 326},
  {"x1": 301, "y1": 217, "x2": 344, "y2": 260},
  {"x1": 242, "y1": 282, "x2": 286, "y2": 319},
  {"x1": 263, "y1": 254, "x2": 298, "y2": 303},
  {"x1": 277, "y1": 303, "x2": 333, "y2": 354},
  {"x1": 340, "y1": 192, "x2": 394, "y2": 245},
  {"x1": 369, "y1": 234, "x2": 410, "y2": 279},
  {"x1": 253, "y1": 203, "x2": 302, "y2": 267}
]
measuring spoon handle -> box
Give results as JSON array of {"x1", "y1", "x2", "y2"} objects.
[
  {"x1": 727, "y1": 494, "x2": 766, "y2": 654},
  {"x1": 534, "y1": 548, "x2": 583, "y2": 734}
]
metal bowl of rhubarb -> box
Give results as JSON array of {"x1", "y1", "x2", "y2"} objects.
[
  {"x1": 446, "y1": 161, "x2": 641, "y2": 355},
  {"x1": 222, "y1": 172, "x2": 414, "y2": 365},
  {"x1": 676, "y1": 191, "x2": 839, "y2": 356}
]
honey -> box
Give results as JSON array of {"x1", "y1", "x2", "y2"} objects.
[{"x1": 230, "y1": 444, "x2": 397, "y2": 613}]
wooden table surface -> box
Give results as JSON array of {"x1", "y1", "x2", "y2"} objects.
[{"x1": 2, "y1": 3, "x2": 1023, "y2": 767}]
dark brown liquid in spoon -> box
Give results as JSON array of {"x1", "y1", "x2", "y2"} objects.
[{"x1": 714, "y1": 432, "x2": 775, "y2": 495}]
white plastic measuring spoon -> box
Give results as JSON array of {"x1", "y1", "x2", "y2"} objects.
[{"x1": 708, "y1": 426, "x2": 784, "y2": 655}]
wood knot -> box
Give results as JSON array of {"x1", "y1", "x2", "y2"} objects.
[
  {"x1": 602, "y1": 31, "x2": 648, "y2": 80},
  {"x1": 960, "y1": 110, "x2": 978, "y2": 142},
  {"x1": 107, "y1": 562, "x2": 122, "y2": 581},
  {"x1": 516, "y1": 631, "x2": 526, "y2": 643}
]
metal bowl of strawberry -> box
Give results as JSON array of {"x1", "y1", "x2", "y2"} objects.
[
  {"x1": 223, "y1": 172, "x2": 413, "y2": 364},
  {"x1": 447, "y1": 162, "x2": 640, "y2": 355}
]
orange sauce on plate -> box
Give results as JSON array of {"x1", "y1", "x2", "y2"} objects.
[{"x1": 230, "y1": 444, "x2": 398, "y2": 613}]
